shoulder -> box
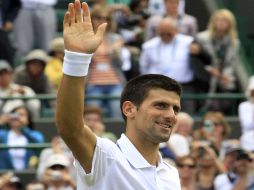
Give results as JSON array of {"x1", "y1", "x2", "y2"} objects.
[
  {"x1": 196, "y1": 31, "x2": 210, "y2": 40},
  {"x1": 182, "y1": 14, "x2": 197, "y2": 22},
  {"x1": 177, "y1": 34, "x2": 193, "y2": 42},
  {"x1": 142, "y1": 37, "x2": 161, "y2": 49}
]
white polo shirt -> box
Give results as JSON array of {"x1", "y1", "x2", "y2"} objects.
[{"x1": 74, "y1": 134, "x2": 181, "y2": 190}]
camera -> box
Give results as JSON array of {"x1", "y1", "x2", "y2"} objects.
[{"x1": 10, "y1": 113, "x2": 19, "y2": 119}]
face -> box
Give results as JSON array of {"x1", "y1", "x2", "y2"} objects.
[
  {"x1": 197, "y1": 153, "x2": 214, "y2": 169},
  {"x1": 92, "y1": 12, "x2": 110, "y2": 29},
  {"x1": 178, "y1": 158, "x2": 196, "y2": 179},
  {"x1": 158, "y1": 20, "x2": 177, "y2": 43},
  {"x1": 203, "y1": 115, "x2": 224, "y2": 138},
  {"x1": 0, "y1": 70, "x2": 12, "y2": 88},
  {"x1": 27, "y1": 61, "x2": 44, "y2": 76},
  {"x1": 8, "y1": 107, "x2": 29, "y2": 129},
  {"x1": 130, "y1": 89, "x2": 181, "y2": 144},
  {"x1": 175, "y1": 119, "x2": 192, "y2": 137},
  {"x1": 233, "y1": 159, "x2": 250, "y2": 174},
  {"x1": 84, "y1": 113, "x2": 101, "y2": 127},
  {"x1": 213, "y1": 15, "x2": 230, "y2": 35},
  {"x1": 164, "y1": 0, "x2": 179, "y2": 15}
]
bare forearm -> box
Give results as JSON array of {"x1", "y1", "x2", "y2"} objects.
[
  {"x1": 56, "y1": 74, "x2": 85, "y2": 136},
  {"x1": 232, "y1": 177, "x2": 247, "y2": 190}
]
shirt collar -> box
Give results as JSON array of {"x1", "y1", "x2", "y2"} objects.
[{"x1": 116, "y1": 134, "x2": 163, "y2": 169}]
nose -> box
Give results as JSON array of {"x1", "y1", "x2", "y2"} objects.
[{"x1": 165, "y1": 106, "x2": 177, "y2": 122}]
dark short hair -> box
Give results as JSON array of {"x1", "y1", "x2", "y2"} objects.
[
  {"x1": 120, "y1": 74, "x2": 182, "y2": 121},
  {"x1": 83, "y1": 105, "x2": 102, "y2": 118}
]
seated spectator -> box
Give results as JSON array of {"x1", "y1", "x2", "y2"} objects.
[
  {"x1": 0, "y1": 172, "x2": 22, "y2": 190},
  {"x1": 193, "y1": 111, "x2": 231, "y2": 155},
  {"x1": 37, "y1": 136, "x2": 74, "y2": 181},
  {"x1": 145, "y1": 0, "x2": 198, "y2": 40},
  {"x1": 83, "y1": 105, "x2": 117, "y2": 141},
  {"x1": 0, "y1": 60, "x2": 40, "y2": 118},
  {"x1": 159, "y1": 112, "x2": 193, "y2": 160},
  {"x1": 196, "y1": 9, "x2": 240, "y2": 114},
  {"x1": 42, "y1": 153, "x2": 76, "y2": 190},
  {"x1": 174, "y1": 112, "x2": 194, "y2": 142},
  {"x1": 238, "y1": 76, "x2": 254, "y2": 152},
  {"x1": 0, "y1": 105, "x2": 44, "y2": 170},
  {"x1": 192, "y1": 144, "x2": 225, "y2": 190},
  {"x1": 13, "y1": 49, "x2": 53, "y2": 94},
  {"x1": 45, "y1": 37, "x2": 65, "y2": 91},
  {"x1": 176, "y1": 155, "x2": 197, "y2": 190},
  {"x1": 214, "y1": 148, "x2": 254, "y2": 190}
]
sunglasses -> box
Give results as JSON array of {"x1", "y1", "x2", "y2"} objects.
[
  {"x1": 177, "y1": 164, "x2": 195, "y2": 169},
  {"x1": 92, "y1": 16, "x2": 110, "y2": 21}
]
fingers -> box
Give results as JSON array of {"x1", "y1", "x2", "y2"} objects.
[
  {"x1": 95, "y1": 23, "x2": 107, "y2": 40},
  {"x1": 68, "y1": 3, "x2": 75, "y2": 25},
  {"x1": 82, "y1": 2, "x2": 91, "y2": 24},
  {"x1": 63, "y1": 11, "x2": 70, "y2": 27},
  {"x1": 75, "y1": 0, "x2": 82, "y2": 23},
  {"x1": 66, "y1": 1, "x2": 82, "y2": 26}
]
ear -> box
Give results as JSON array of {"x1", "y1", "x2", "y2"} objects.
[{"x1": 122, "y1": 101, "x2": 136, "y2": 119}]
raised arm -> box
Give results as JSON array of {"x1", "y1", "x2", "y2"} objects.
[{"x1": 55, "y1": 0, "x2": 106, "y2": 172}]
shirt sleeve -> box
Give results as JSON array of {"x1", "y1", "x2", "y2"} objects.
[{"x1": 74, "y1": 137, "x2": 119, "y2": 186}]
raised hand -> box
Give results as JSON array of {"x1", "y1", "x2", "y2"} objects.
[{"x1": 63, "y1": 0, "x2": 107, "y2": 53}]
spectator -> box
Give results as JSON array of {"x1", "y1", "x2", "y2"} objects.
[
  {"x1": 238, "y1": 76, "x2": 254, "y2": 152},
  {"x1": 42, "y1": 153, "x2": 76, "y2": 190},
  {"x1": 174, "y1": 112, "x2": 194, "y2": 142},
  {"x1": 0, "y1": 172, "x2": 23, "y2": 190},
  {"x1": 13, "y1": 0, "x2": 57, "y2": 57},
  {"x1": 193, "y1": 111, "x2": 231, "y2": 154},
  {"x1": 192, "y1": 144, "x2": 225, "y2": 190},
  {"x1": 0, "y1": 105, "x2": 44, "y2": 170},
  {"x1": 13, "y1": 49, "x2": 53, "y2": 94},
  {"x1": 0, "y1": 60, "x2": 40, "y2": 118},
  {"x1": 176, "y1": 155, "x2": 197, "y2": 190},
  {"x1": 85, "y1": 4, "x2": 128, "y2": 119},
  {"x1": 196, "y1": 9, "x2": 240, "y2": 114},
  {"x1": 140, "y1": 17, "x2": 195, "y2": 114},
  {"x1": 37, "y1": 136, "x2": 74, "y2": 181},
  {"x1": 0, "y1": 0, "x2": 21, "y2": 66},
  {"x1": 167, "y1": 112, "x2": 192, "y2": 157},
  {"x1": 45, "y1": 37, "x2": 65, "y2": 91},
  {"x1": 214, "y1": 148, "x2": 254, "y2": 190},
  {"x1": 145, "y1": 0, "x2": 198, "y2": 40},
  {"x1": 83, "y1": 105, "x2": 105, "y2": 136},
  {"x1": 83, "y1": 105, "x2": 117, "y2": 141}
]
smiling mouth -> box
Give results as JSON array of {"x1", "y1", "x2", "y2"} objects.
[{"x1": 155, "y1": 121, "x2": 171, "y2": 129}]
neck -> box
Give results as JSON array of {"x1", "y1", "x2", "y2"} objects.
[{"x1": 125, "y1": 130, "x2": 159, "y2": 166}]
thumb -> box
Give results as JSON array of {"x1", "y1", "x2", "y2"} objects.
[{"x1": 95, "y1": 23, "x2": 107, "y2": 40}]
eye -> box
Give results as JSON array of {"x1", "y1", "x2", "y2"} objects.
[
  {"x1": 155, "y1": 103, "x2": 169, "y2": 110},
  {"x1": 173, "y1": 106, "x2": 180, "y2": 115}
]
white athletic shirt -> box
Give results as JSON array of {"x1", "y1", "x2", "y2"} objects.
[{"x1": 74, "y1": 134, "x2": 181, "y2": 190}]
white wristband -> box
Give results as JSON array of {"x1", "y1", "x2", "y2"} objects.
[{"x1": 63, "y1": 50, "x2": 93, "y2": 77}]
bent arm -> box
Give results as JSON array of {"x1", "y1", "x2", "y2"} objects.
[{"x1": 55, "y1": 0, "x2": 106, "y2": 172}]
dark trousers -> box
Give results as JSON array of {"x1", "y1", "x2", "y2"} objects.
[{"x1": 0, "y1": 30, "x2": 15, "y2": 66}]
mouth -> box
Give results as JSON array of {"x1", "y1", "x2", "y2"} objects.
[{"x1": 155, "y1": 121, "x2": 172, "y2": 129}]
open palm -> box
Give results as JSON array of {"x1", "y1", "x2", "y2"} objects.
[{"x1": 63, "y1": 0, "x2": 107, "y2": 54}]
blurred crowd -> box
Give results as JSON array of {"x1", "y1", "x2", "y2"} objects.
[{"x1": 1, "y1": 0, "x2": 254, "y2": 189}]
